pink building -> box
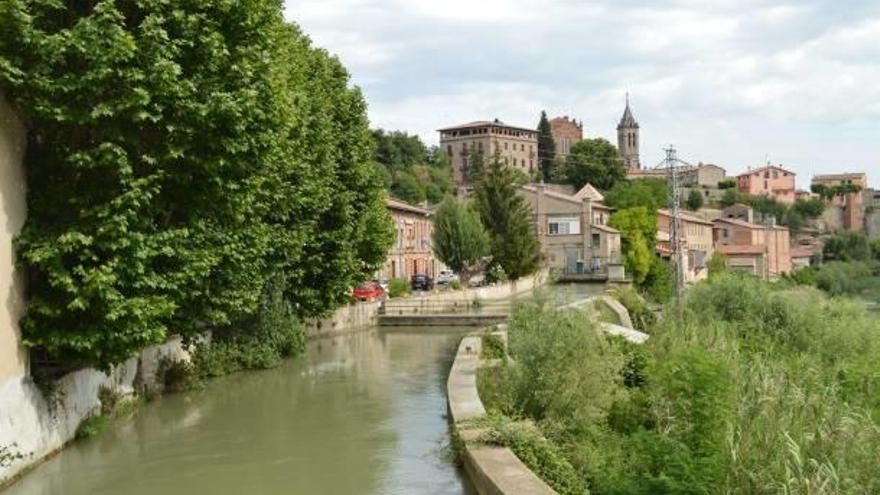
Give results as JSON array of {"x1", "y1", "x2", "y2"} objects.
[
  {"x1": 737, "y1": 164, "x2": 796, "y2": 204},
  {"x1": 713, "y1": 217, "x2": 792, "y2": 279}
]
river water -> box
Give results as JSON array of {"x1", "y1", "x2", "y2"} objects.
[{"x1": 3, "y1": 284, "x2": 602, "y2": 495}]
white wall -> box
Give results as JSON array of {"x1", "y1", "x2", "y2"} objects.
[{"x1": 0, "y1": 93, "x2": 27, "y2": 384}]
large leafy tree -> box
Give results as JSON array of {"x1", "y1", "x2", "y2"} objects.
[
  {"x1": 605, "y1": 178, "x2": 670, "y2": 210},
  {"x1": 432, "y1": 197, "x2": 489, "y2": 285},
  {"x1": 372, "y1": 128, "x2": 453, "y2": 205},
  {"x1": 536, "y1": 110, "x2": 556, "y2": 182},
  {"x1": 473, "y1": 156, "x2": 542, "y2": 280},
  {"x1": 609, "y1": 207, "x2": 657, "y2": 284},
  {"x1": 0, "y1": 0, "x2": 392, "y2": 368},
  {"x1": 561, "y1": 138, "x2": 626, "y2": 191}
]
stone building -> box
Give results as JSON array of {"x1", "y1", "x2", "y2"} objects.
[
  {"x1": 438, "y1": 119, "x2": 538, "y2": 186},
  {"x1": 627, "y1": 163, "x2": 727, "y2": 204},
  {"x1": 657, "y1": 210, "x2": 714, "y2": 282},
  {"x1": 736, "y1": 164, "x2": 796, "y2": 204},
  {"x1": 617, "y1": 95, "x2": 640, "y2": 171},
  {"x1": 713, "y1": 217, "x2": 792, "y2": 280},
  {"x1": 811, "y1": 172, "x2": 867, "y2": 232},
  {"x1": 380, "y1": 198, "x2": 441, "y2": 281},
  {"x1": 518, "y1": 184, "x2": 622, "y2": 277},
  {"x1": 549, "y1": 116, "x2": 583, "y2": 157}
]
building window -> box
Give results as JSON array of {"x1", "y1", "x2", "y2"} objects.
[
  {"x1": 447, "y1": 145, "x2": 452, "y2": 156},
  {"x1": 548, "y1": 216, "x2": 580, "y2": 235},
  {"x1": 521, "y1": 144, "x2": 525, "y2": 151},
  {"x1": 592, "y1": 233, "x2": 600, "y2": 248},
  {"x1": 504, "y1": 142, "x2": 508, "y2": 150}
]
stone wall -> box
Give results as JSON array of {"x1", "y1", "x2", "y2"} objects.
[
  {"x1": 866, "y1": 209, "x2": 880, "y2": 239},
  {"x1": 0, "y1": 93, "x2": 27, "y2": 384},
  {"x1": 305, "y1": 300, "x2": 381, "y2": 339}
]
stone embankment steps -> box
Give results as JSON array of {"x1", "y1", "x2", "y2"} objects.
[{"x1": 447, "y1": 296, "x2": 649, "y2": 495}]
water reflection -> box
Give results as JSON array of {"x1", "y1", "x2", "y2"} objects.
[{"x1": 3, "y1": 328, "x2": 476, "y2": 495}]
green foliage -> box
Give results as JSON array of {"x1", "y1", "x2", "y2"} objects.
[
  {"x1": 485, "y1": 274, "x2": 880, "y2": 494},
  {"x1": 609, "y1": 207, "x2": 656, "y2": 284},
  {"x1": 720, "y1": 188, "x2": 739, "y2": 207},
  {"x1": 707, "y1": 251, "x2": 727, "y2": 279},
  {"x1": 536, "y1": 110, "x2": 556, "y2": 182},
  {"x1": 480, "y1": 415, "x2": 589, "y2": 495},
  {"x1": 604, "y1": 178, "x2": 669, "y2": 210},
  {"x1": 641, "y1": 255, "x2": 673, "y2": 302},
  {"x1": 481, "y1": 333, "x2": 506, "y2": 360},
  {"x1": 717, "y1": 179, "x2": 736, "y2": 189},
  {"x1": 792, "y1": 198, "x2": 824, "y2": 218},
  {"x1": 812, "y1": 183, "x2": 863, "y2": 200},
  {"x1": 432, "y1": 197, "x2": 489, "y2": 285},
  {"x1": 559, "y1": 138, "x2": 626, "y2": 191},
  {"x1": 611, "y1": 286, "x2": 656, "y2": 331},
  {"x1": 75, "y1": 415, "x2": 112, "y2": 440},
  {"x1": 685, "y1": 189, "x2": 704, "y2": 211},
  {"x1": 811, "y1": 261, "x2": 880, "y2": 297},
  {"x1": 485, "y1": 264, "x2": 509, "y2": 284},
  {"x1": 388, "y1": 279, "x2": 411, "y2": 298},
  {"x1": 823, "y1": 232, "x2": 873, "y2": 261},
  {"x1": 373, "y1": 129, "x2": 454, "y2": 205},
  {"x1": 0, "y1": 1, "x2": 391, "y2": 368},
  {"x1": 473, "y1": 157, "x2": 542, "y2": 280}
]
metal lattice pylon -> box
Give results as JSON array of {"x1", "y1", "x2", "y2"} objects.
[{"x1": 663, "y1": 145, "x2": 686, "y2": 299}]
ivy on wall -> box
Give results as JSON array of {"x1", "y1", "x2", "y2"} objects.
[{"x1": 0, "y1": 0, "x2": 393, "y2": 369}]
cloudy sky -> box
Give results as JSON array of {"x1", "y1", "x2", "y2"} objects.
[{"x1": 283, "y1": 0, "x2": 879, "y2": 188}]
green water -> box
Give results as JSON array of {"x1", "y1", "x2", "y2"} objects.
[{"x1": 4, "y1": 328, "x2": 477, "y2": 495}]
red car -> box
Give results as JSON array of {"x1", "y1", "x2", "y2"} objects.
[{"x1": 353, "y1": 281, "x2": 386, "y2": 301}]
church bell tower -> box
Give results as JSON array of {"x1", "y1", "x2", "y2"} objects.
[{"x1": 617, "y1": 93, "x2": 641, "y2": 171}]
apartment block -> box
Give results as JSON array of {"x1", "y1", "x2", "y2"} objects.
[
  {"x1": 737, "y1": 164, "x2": 796, "y2": 204},
  {"x1": 438, "y1": 119, "x2": 537, "y2": 185}
]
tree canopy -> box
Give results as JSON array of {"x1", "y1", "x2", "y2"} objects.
[
  {"x1": 473, "y1": 156, "x2": 542, "y2": 280},
  {"x1": 609, "y1": 207, "x2": 657, "y2": 284},
  {"x1": 0, "y1": 0, "x2": 393, "y2": 368},
  {"x1": 372, "y1": 129, "x2": 453, "y2": 205},
  {"x1": 560, "y1": 138, "x2": 626, "y2": 191},
  {"x1": 604, "y1": 178, "x2": 670, "y2": 210},
  {"x1": 686, "y1": 189, "x2": 705, "y2": 211},
  {"x1": 432, "y1": 197, "x2": 489, "y2": 284}
]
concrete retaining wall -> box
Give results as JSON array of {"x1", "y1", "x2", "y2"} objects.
[
  {"x1": 0, "y1": 338, "x2": 190, "y2": 486},
  {"x1": 447, "y1": 335, "x2": 557, "y2": 495},
  {"x1": 384, "y1": 269, "x2": 548, "y2": 315},
  {"x1": 305, "y1": 300, "x2": 381, "y2": 339}
]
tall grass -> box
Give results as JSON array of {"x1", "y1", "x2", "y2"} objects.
[{"x1": 482, "y1": 273, "x2": 880, "y2": 494}]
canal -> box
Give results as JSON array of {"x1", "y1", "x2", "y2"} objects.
[{"x1": 3, "y1": 284, "x2": 601, "y2": 495}]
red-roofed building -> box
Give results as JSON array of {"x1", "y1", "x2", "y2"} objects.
[
  {"x1": 713, "y1": 216, "x2": 792, "y2": 279},
  {"x1": 737, "y1": 164, "x2": 796, "y2": 204}
]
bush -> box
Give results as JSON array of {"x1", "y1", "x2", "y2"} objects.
[
  {"x1": 480, "y1": 415, "x2": 588, "y2": 495},
  {"x1": 481, "y1": 333, "x2": 506, "y2": 360},
  {"x1": 485, "y1": 264, "x2": 509, "y2": 285},
  {"x1": 611, "y1": 287, "x2": 656, "y2": 331},
  {"x1": 388, "y1": 279, "x2": 411, "y2": 298}
]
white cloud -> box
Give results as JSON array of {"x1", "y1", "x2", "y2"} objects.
[{"x1": 285, "y1": 0, "x2": 880, "y2": 186}]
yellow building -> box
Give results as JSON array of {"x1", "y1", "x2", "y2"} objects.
[{"x1": 657, "y1": 209, "x2": 715, "y2": 282}]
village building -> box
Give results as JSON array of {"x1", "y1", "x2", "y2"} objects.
[
  {"x1": 791, "y1": 247, "x2": 815, "y2": 270},
  {"x1": 439, "y1": 119, "x2": 538, "y2": 186},
  {"x1": 380, "y1": 198, "x2": 442, "y2": 281},
  {"x1": 549, "y1": 116, "x2": 583, "y2": 157},
  {"x1": 713, "y1": 216, "x2": 792, "y2": 280},
  {"x1": 657, "y1": 210, "x2": 715, "y2": 282},
  {"x1": 811, "y1": 172, "x2": 868, "y2": 232},
  {"x1": 518, "y1": 183, "x2": 622, "y2": 278},
  {"x1": 736, "y1": 164, "x2": 796, "y2": 204}
]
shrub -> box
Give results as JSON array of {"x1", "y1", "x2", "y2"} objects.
[
  {"x1": 480, "y1": 415, "x2": 588, "y2": 495},
  {"x1": 481, "y1": 333, "x2": 506, "y2": 360},
  {"x1": 388, "y1": 279, "x2": 411, "y2": 298},
  {"x1": 485, "y1": 264, "x2": 509, "y2": 284},
  {"x1": 610, "y1": 286, "x2": 656, "y2": 331},
  {"x1": 75, "y1": 415, "x2": 112, "y2": 439}
]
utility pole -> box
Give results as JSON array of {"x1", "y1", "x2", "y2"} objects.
[{"x1": 664, "y1": 145, "x2": 686, "y2": 299}]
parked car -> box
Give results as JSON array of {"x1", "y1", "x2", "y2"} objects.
[
  {"x1": 410, "y1": 274, "x2": 434, "y2": 291},
  {"x1": 436, "y1": 270, "x2": 459, "y2": 285},
  {"x1": 352, "y1": 281, "x2": 386, "y2": 301}
]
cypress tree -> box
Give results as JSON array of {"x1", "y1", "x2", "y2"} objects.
[{"x1": 537, "y1": 110, "x2": 556, "y2": 182}]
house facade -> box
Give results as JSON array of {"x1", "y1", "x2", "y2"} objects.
[
  {"x1": 549, "y1": 116, "x2": 583, "y2": 157},
  {"x1": 713, "y1": 217, "x2": 792, "y2": 279},
  {"x1": 657, "y1": 210, "x2": 715, "y2": 282},
  {"x1": 439, "y1": 119, "x2": 538, "y2": 185},
  {"x1": 518, "y1": 184, "x2": 622, "y2": 276},
  {"x1": 737, "y1": 164, "x2": 796, "y2": 204},
  {"x1": 380, "y1": 198, "x2": 441, "y2": 281},
  {"x1": 811, "y1": 172, "x2": 867, "y2": 232}
]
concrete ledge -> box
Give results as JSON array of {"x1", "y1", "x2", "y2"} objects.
[
  {"x1": 379, "y1": 314, "x2": 508, "y2": 327},
  {"x1": 447, "y1": 335, "x2": 557, "y2": 495}
]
